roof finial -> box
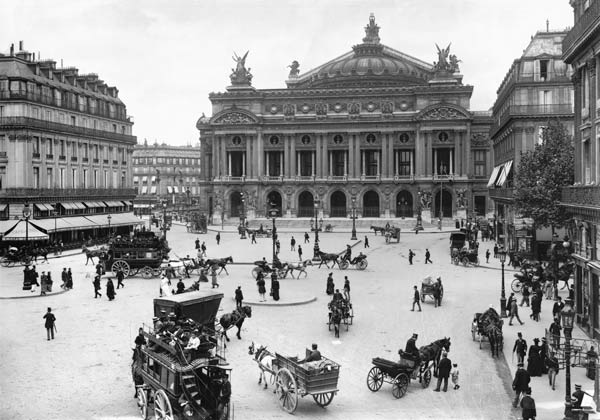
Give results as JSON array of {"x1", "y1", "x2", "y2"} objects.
[
  {"x1": 546, "y1": 19, "x2": 549, "y2": 32},
  {"x1": 362, "y1": 13, "x2": 380, "y2": 44}
]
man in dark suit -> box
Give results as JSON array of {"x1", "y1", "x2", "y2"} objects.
[
  {"x1": 512, "y1": 362, "x2": 531, "y2": 407},
  {"x1": 513, "y1": 332, "x2": 528, "y2": 364},
  {"x1": 434, "y1": 352, "x2": 452, "y2": 392},
  {"x1": 552, "y1": 297, "x2": 565, "y2": 320}
]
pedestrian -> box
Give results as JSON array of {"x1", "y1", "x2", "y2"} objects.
[
  {"x1": 364, "y1": 236, "x2": 369, "y2": 248},
  {"x1": 66, "y1": 268, "x2": 73, "y2": 290},
  {"x1": 520, "y1": 284, "x2": 530, "y2": 307},
  {"x1": 408, "y1": 249, "x2": 415, "y2": 265},
  {"x1": 569, "y1": 285, "x2": 575, "y2": 301},
  {"x1": 549, "y1": 317, "x2": 562, "y2": 349},
  {"x1": 411, "y1": 285, "x2": 422, "y2": 312},
  {"x1": 93, "y1": 274, "x2": 102, "y2": 298},
  {"x1": 176, "y1": 278, "x2": 186, "y2": 294},
  {"x1": 544, "y1": 278, "x2": 553, "y2": 299},
  {"x1": 512, "y1": 362, "x2": 531, "y2": 408},
  {"x1": 451, "y1": 363, "x2": 460, "y2": 390},
  {"x1": 271, "y1": 272, "x2": 280, "y2": 301},
  {"x1": 116, "y1": 269, "x2": 125, "y2": 289},
  {"x1": 251, "y1": 233, "x2": 257, "y2": 244},
  {"x1": 343, "y1": 276, "x2": 351, "y2": 301},
  {"x1": 425, "y1": 249, "x2": 432, "y2": 264},
  {"x1": 530, "y1": 293, "x2": 541, "y2": 322},
  {"x1": 195, "y1": 238, "x2": 200, "y2": 249},
  {"x1": 298, "y1": 245, "x2": 303, "y2": 261},
  {"x1": 493, "y1": 244, "x2": 499, "y2": 258},
  {"x1": 326, "y1": 273, "x2": 335, "y2": 295},
  {"x1": 513, "y1": 332, "x2": 528, "y2": 364},
  {"x1": 304, "y1": 232, "x2": 310, "y2": 243},
  {"x1": 434, "y1": 352, "x2": 452, "y2": 392},
  {"x1": 433, "y1": 282, "x2": 442, "y2": 308},
  {"x1": 509, "y1": 299, "x2": 524, "y2": 325},
  {"x1": 61, "y1": 268, "x2": 68, "y2": 289},
  {"x1": 540, "y1": 337, "x2": 549, "y2": 374},
  {"x1": 520, "y1": 387, "x2": 536, "y2": 420},
  {"x1": 552, "y1": 296, "x2": 564, "y2": 319},
  {"x1": 572, "y1": 384, "x2": 593, "y2": 411},
  {"x1": 160, "y1": 275, "x2": 172, "y2": 297},
  {"x1": 235, "y1": 286, "x2": 244, "y2": 309},
  {"x1": 96, "y1": 262, "x2": 103, "y2": 277},
  {"x1": 216, "y1": 232, "x2": 221, "y2": 245},
  {"x1": 276, "y1": 240, "x2": 281, "y2": 255},
  {"x1": 211, "y1": 268, "x2": 219, "y2": 288},
  {"x1": 485, "y1": 249, "x2": 490, "y2": 263},
  {"x1": 106, "y1": 277, "x2": 116, "y2": 301},
  {"x1": 31, "y1": 265, "x2": 39, "y2": 287},
  {"x1": 507, "y1": 292, "x2": 515, "y2": 310},
  {"x1": 43, "y1": 307, "x2": 56, "y2": 341},
  {"x1": 201, "y1": 242, "x2": 207, "y2": 257},
  {"x1": 545, "y1": 351, "x2": 559, "y2": 390},
  {"x1": 290, "y1": 236, "x2": 296, "y2": 251},
  {"x1": 199, "y1": 269, "x2": 209, "y2": 283},
  {"x1": 257, "y1": 275, "x2": 266, "y2": 302},
  {"x1": 526, "y1": 338, "x2": 543, "y2": 377}
]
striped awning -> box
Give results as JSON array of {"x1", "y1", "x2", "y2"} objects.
[
  {"x1": 60, "y1": 202, "x2": 86, "y2": 210},
  {"x1": 496, "y1": 160, "x2": 514, "y2": 187},
  {"x1": 150, "y1": 186, "x2": 157, "y2": 194},
  {"x1": 0, "y1": 204, "x2": 7, "y2": 211},
  {"x1": 103, "y1": 201, "x2": 124, "y2": 207},
  {"x1": 487, "y1": 165, "x2": 501, "y2": 188},
  {"x1": 133, "y1": 176, "x2": 139, "y2": 183},
  {"x1": 122, "y1": 201, "x2": 133, "y2": 206},
  {"x1": 34, "y1": 203, "x2": 55, "y2": 211},
  {"x1": 166, "y1": 186, "x2": 173, "y2": 194},
  {"x1": 3, "y1": 220, "x2": 49, "y2": 241},
  {"x1": 142, "y1": 176, "x2": 148, "y2": 183},
  {"x1": 83, "y1": 202, "x2": 106, "y2": 208}
]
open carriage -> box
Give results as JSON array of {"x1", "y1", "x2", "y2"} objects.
[
  {"x1": 105, "y1": 231, "x2": 170, "y2": 278},
  {"x1": 328, "y1": 298, "x2": 354, "y2": 333},
  {"x1": 421, "y1": 276, "x2": 443, "y2": 304},
  {"x1": 0, "y1": 247, "x2": 32, "y2": 267},
  {"x1": 366, "y1": 356, "x2": 432, "y2": 399},
  {"x1": 384, "y1": 227, "x2": 401, "y2": 244},
  {"x1": 471, "y1": 308, "x2": 504, "y2": 357},
  {"x1": 453, "y1": 248, "x2": 480, "y2": 267},
  {"x1": 132, "y1": 290, "x2": 231, "y2": 420}
]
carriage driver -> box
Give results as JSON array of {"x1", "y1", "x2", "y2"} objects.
[
  {"x1": 298, "y1": 344, "x2": 322, "y2": 364},
  {"x1": 402, "y1": 333, "x2": 421, "y2": 365},
  {"x1": 351, "y1": 252, "x2": 365, "y2": 265},
  {"x1": 342, "y1": 245, "x2": 352, "y2": 263}
]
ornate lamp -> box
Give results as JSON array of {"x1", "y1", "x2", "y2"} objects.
[
  {"x1": 498, "y1": 249, "x2": 507, "y2": 317},
  {"x1": 562, "y1": 299, "x2": 576, "y2": 419}
]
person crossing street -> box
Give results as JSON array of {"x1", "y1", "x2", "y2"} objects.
[
  {"x1": 425, "y1": 249, "x2": 433, "y2": 264},
  {"x1": 290, "y1": 236, "x2": 296, "y2": 251},
  {"x1": 411, "y1": 285, "x2": 422, "y2": 312}
]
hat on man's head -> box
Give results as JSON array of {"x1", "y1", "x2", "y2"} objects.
[
  {"x1": 412, "y1": 333, "x2": 418, "y2": 338},
  {"x1": 533, "y1": 338, "x2": 539, "y2": 342},
  {"x1": 575, "y1": 384, "x2": 582, "y2": 390},
  {"x1": 542, "y1": 337, "x2": 547, "y2": 342},
  {"x1": 312, "y1": 343, "x2": 318, "y2": 350},
  {"x1": 152, "y1": 317, "x2": 159, "y2": 321},
  {"x1": 160, "y1": 309, "x2": 167, "y2": 314}
]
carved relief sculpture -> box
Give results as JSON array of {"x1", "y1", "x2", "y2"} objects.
[
  {"x1": 283, "y1": 104, "x2": 295, "y2": 117},
  {"x1": 421, "y1": 106, "x2": 466, "y2": 120},
  {"x1": 315, "y1": 103, "x2": 327, "y2": 116},
  {"x1": 288, "y1": 60, "x2": 300, "y2": 78},
  {"x1": 214, "y1": 112, "x2": 254, "y2": 125},
  {"x1": 456, "y1": 188, "x2": 466, "y2": 209},
  {"x1": 421, "y1": 191, "x2": 432, "y2": 209},
  {"x1": 230, "y1": 51, "x2": 253, "y2": 86}
]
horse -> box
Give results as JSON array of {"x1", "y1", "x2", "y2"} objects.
[
  {"x1": 284, "y1": 259, "x2": 313, "y2": 278},
  {"x1": 204, "y1": 256, "x2": 233, "y2": 275},
  {"x1": 317, "y1": 251, "x2": 339, "y2": 269},
  {"x1": 329, "y1": 307, "x2": 342, "y2": 338},
  {"x1": 419, "y1": 337, "x2": 451, "y2": 377},
  {"x1": 219, "y1": 305, "x2": 252, "y2": 341},
  {"x1": 32, "y1": 247, "x2": 49, "y2": 263},
  {"x1": 484, "y1": 323, "x2": 503, "y2": 358},
  {"x1": 82, "y1": 246, "x2": 106, "y2": 265},
  {"x1": 370, "y1": 225, "x2": 387, "y2": 236},
  {"x1": 248, "y1": 342, "x2": 276, "y2": 390}
]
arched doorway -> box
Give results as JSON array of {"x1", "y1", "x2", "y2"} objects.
[
  {"x1": 230, "y1": 191, "x2": 243, "y2": 219},
  {"x1": 362, "y1": 190, "x2": 380, "y2": 217},
  {"x1": 434, "y1": 189, "x2": 453, "y2": 218},
  {"x1": 297, "y1": 191, "x2": 314, "y2": 217},
  {"x1": 266, "y1": 190, "x2": 283, "y2": 217},
  {"x1": 330, "y1": 191, "x2": 347, "y2": 217},
  {"x1": 396, "y1": 191, "x2": 413, "y2": 218}
]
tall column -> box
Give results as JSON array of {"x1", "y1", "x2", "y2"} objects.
[
  {"x1": 322, "y1": 134, "x2": 328, "y2": 178},
  {"x1": 381, "y1": 134, "x2": 388, "y2": 176},
  {"x1": 456, "y1": 133, "x2": 462, "y2": 176},
  {"x1": 227, "y1": 152, "x2": 232, "y2": 177},
  {"x1": 246, "y1": 137, "x2": 252, "y2": 178},
  {"x1": 449, "y1": 149, "x2": 453, "y2": 174},
  {"x1": 213, "y1": 137, "x2": 219, "y2": 179},
  {"x1": 410, "y1": 151, "x2": 414, "y2": 176},
  {"x1": 425, "y1": 132, "x2": 433, "y2": 176},
  {"x1": 290, "y1": 135, "x2": 296, "y2": 177},
  {"x1": 415, "y1": 127, "x2": 423, "y2": 176},
  {"x1": 315, "y1": 135, "x2": 322, "y2": 178},
  {"x1": 465, "y1": 123, "x2": 472, "y2": 179},
  {"x1": 279, "y1": 151, "x2": 283, "y2": 177},
  {"x1": 344, "y1": 151, "x2": 348, "y2": 176},
  {"x1": 284, "y1": 135, "x2": 290, "y2": 178},
  {"x1": 387, "y1": 134, "x2": 394, "y2": 178},
  {"x1": 256, "y1": 130, "x2": 263, "y2": 177},
  {"x1": 354, "y1": 135, "x2": 361, "y2": 177},
  {"x1": 361, "y1": 151, "x2": 365, "y2": 176},
  {"x1": 434, "y1": 148, "x2": 438, "y2": 175},
  {"x1": 376, "y1": 151, "x2": 380, "y2": 176},
  {"x1": 242, "y1": 152, "x2": 246, "y2": 177},
  {"x1": 329, "y1": 152, "x2": 333, "y2": 177},
  {"x1": 588, "y1": 59, "x2": 598, "y2": 183},
  {"x1": 311, "y1": 152, "x2": 315, "y2": 176},
  {"x1": 266, "y1": 152, "x2": 270, "y2": 176},
  {"x1": 395, "y1": 150, "x2": 399, "y2": 176},
  {"x1": 221, "y1": 139, "x2": 227, "y2": 178},
  {"x1": 297, "y1": 153, "x2": 301, "y2": 176},
  {"x1": 348, "y1": 135, "x2": 355, "y2": 178}
]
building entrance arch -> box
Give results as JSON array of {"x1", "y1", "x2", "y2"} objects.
[
  {"x1": 266, "y1": 191, "x2": 283, "y2": 216},
  {"x1": 363, "y1": 190, "x2": 380, "y2": 217},
  {"x1": 297, "y1": 191, "x2": 314, "y2": 217},
  {"x1": 330, "y1": 191, "x2": 347, "y2": 217},
  {"x1": 396, "y1": 191, "x2": 413, "y2": 218},
  {"x1": 434, "y1": 189, "x2": 453, "y2": 218},
  {"x1": 230, "y1": 191, "x2": 243, "y2": 219}
]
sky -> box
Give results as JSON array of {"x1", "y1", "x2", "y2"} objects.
[{"x1": 2, "y1": 0, "x2": 574, "y2": 146}]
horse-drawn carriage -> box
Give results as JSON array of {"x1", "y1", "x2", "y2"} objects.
[
  {"x1": 449, "y1": 231, "x2": 468, "y2": 259},
  {"x1": 105, "y1": 231, "x2": 170, "y2": 278},
  {"x1": 421, "y1": 276, "x2": 443, "y2": 304},
  {"x1": 246, "y1": 225, "x2": 272, "y2": 238},
  {"x1": 366, "y1": 356, "x2": 431, "y2": 398},
  {"x1": 132, "y1": 290, "x2": 231, "y2": 420},
  {"x1": 0, "y1": 246, "x2": 32, "y2": 267},
  {"x1": 186, "y1": 213, "x2": 208, "y2": 234},
  {"x1": 328, "y1": 298, "x2": 353, "y2": 336},
  {"x1": 452, "y1": 248, "x2": 480, "y2": 267},
  {"x1": 471, "y1": 308, "x2": 504, "y2": 357},
  {"x1": 384, "y1": 227, "x2": 401, "y2": 244}
]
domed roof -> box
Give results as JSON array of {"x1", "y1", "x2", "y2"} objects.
[{"x1": 287, "y1": 15, "x2": 434, "y2": 89}]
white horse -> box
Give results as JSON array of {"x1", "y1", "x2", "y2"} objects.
[
  {"x1": 284, "y1": 259, "x2": 313, "y2": 278},
  {"x1": 248, "y1": 341, "x2": 276, "y2": 390}
]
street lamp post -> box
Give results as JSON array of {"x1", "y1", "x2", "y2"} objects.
[
  {"x1": 498, "y1": 249, "x2": 507, "y2": 317},
  {"x1": 312, "y1": 199, "x2": 322, "y2": 261},
  {"x1": 415, "y1": 190, "x2": 423, "y2": 233},
  {"x1": 22, "y1": 202, "x2": 31, "y2": 252},
  {"x1": 162, "y1": 200, "x2": 168, "y2": 240},
  {"x1": 239, "y1": 192, "x2": 246, "y2": 239},
  {"x1": 269, "y1": 202, "x2": 279, "y2": 265},
  {"x1": 107, "y1": 214, "x2": 112, "y2": 238},
  {"x1": 439, "y1": 178, "x2": 444, "y2": 231},
  {"x1": 53, "y1": 209, "x2": 58, "y2": 244},
  {"x1": 350, "y1": 196, "x2": 357, "y2": 241},
  {"x1": 561, "y1": 299, "x2": 576, "y2": 419}
]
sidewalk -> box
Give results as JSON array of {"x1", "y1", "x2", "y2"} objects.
[{"x1": 502, "y1": 286, "x2": 600, "y2": 419}]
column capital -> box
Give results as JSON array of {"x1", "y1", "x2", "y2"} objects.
[{"x1": 587, "y1": 57, "x2": 597, "y2": 76}]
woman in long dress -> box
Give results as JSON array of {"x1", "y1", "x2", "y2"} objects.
[{"x1": 526, "y1": 338, "x2": 543, "y2": 376}]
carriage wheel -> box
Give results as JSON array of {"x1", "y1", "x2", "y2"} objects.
[
  {"x1": 275, "y1": 368, "x2": 298, "y2": 413},
  {"x1": 20, "y1": 255, "x2": 32, "y2": 266},
  {"x1": 511, "y1": 279, "x2": 522, "y2": 293},
  {"x1": 153, "y1": 389, "x2": 173, "y2": 420},
  {"x1": 453, "y1": 256, "x2": 459, "y2": 265},
  {"x1": 357, "y1": 260, "x2": 368, "y2": 270},
  {"x1": 141, "y1": 267, "x2": 154, "y2": 279},
  {"x1": 0, "y1": 257, "x2": 10, "y2": 267},
  {"x1": 313, "y1": 392, "x2": 335, "y2": 407},
  {"x1": 421, "y1": 369, "x2": 432, "y2": 388},
  {"x1": 348, "y1": 307, "x2": 354, "y2": 325},
  {"x1": 366, "y1": 367, "x2": 384, "y2": 391},
  {"x1": 111, "y1": 260, "x2": 130, "y2": 277},
  {"x1": 392, "y1": 373, "x2": 409, "y2": 399},
  {"x1": 277, "y1": 269, "x2": 286, "y2": 279},
  {"x1": 339, "y1": 260, "x2": 349, "y2": 270},
  {"x1": 136, "y1": 387, "x2": 148, "y2": 420},
  {"x1": 152, "y1": 268, "x2": 162, "y2": 278},
  {"x1": 176, "y1": 266, "x2": 187, "y2": 276},
  {"x1": 462, "y1": 257, "x2": 469, "y2": 267},
  {"x1": 251, "y1": 267, "x2": 261, "y2": 279},
  {"x1": 474, "y1": 257, "x2": 480, "y2": 266}
]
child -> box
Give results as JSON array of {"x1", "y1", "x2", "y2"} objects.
[{"x1": 451, "y1": 363, "x2": 460, "y2": 390}]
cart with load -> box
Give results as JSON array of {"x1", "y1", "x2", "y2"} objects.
[
  {"x1": 328, "y1": 298, "x2": 354, "y2": 333},
  {"x1": 471, "y1": 307, "x2": 504, "y2": 357},
  {"x1": 366, "y1": 356, "x2": 432, "y2": 398},
  {"x1": 420, "y1": 276, "x2": 443, "y2": 304},
  {"x1": 453, "y1": 248, "x2": 480, "y2": 267},
  {"x1": 449, "y1": 230, "x2": 468, "y2": 261},
  {"x1": 104, "y1": 231, "x2": 170, "y2": 278}
]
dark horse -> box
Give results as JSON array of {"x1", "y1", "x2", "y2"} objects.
[
  {"x1": 485, "y1": 324, "x2": 503, "y2": 358},
  {"x1": 82, "y1": 246, "x2": 106, "y2": 265},
  {"x1": 370, "y1": 225, "x2": 387, "y2": 235},
  {"x1": 419, "y1": 337, "x2": 451, "y2": 377},
  {"x1": 317, "y1": 251, "x2": 339, "y2": 269},
  {"x1": 219, "y1": 305, "x2": 252, "y2": 341},
  {"x1": 205, "y1": 256, "x2": 233, "y2": 275}
]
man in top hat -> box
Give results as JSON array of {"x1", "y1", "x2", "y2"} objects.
[
  {"x1": 512, "y1": 361, "x2": 531, "y2": 408},
  {"x1": 403, "y1": 333, "x2": 420, "y2": 365},
  {"x1": 520, "y1": 387, "x2": 536, "y2": 420},
  {"x1": 572, "y1": 384, "x2": 592, "y2": 410}
]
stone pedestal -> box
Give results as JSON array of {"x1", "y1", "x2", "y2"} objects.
[
  {"x1": 421, "y1": 211, "x2": 432, "y2": 224},
  {"x1": 456, "y1": 209, "x2": 467, "y2": 221}
]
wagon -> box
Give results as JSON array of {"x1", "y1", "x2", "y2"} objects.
[
  {"x1": 453, "y1": 249, "x2": 480, "y2": 267},
  {"x1": 421, "y1": 276, "x2": 443, "y2": 304},
  {"x1": 0, "y1": 247, "x2": 32, "y2": 267},
  {"x1": 471, "y1": 308, "x2": 504, "y2": 356},
  {"x1": 105, "y1": 231, "x2": 170, "y2": 278},
  {"x1": 328, "y1": 298, "x2": 354, "y2": 332},
  {"x1": 366, "y1": 357, "x2": 431, "y2": 398},
  {"x1": 271, "y1": 352, "x2": 340, "y2": 413}
]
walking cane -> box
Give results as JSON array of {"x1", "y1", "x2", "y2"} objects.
[{"x1": 54, "y1": 323, "x2": 58, "y2": 333}]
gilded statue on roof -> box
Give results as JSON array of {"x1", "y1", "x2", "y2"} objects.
[{"x1": 230, "y1": 51, "x2": 253, "y2": 85}]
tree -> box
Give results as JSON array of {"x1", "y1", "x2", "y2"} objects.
[{"x1": 514, "y1": 120, "x2": 574, "y2": 229}]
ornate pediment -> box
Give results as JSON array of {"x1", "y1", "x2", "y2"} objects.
[
  {"x1": 416, "y1": 105, "x2": 470, "y2": 121},
  {"x1": 210, "y1": 108, "x2": 259, "y2": 125},
  {"x1": 471, "y1": 132, "x2": 490, "y2": 145}
]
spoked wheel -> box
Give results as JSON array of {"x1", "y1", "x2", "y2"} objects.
[
  {"x1": 392, "y1": 373, "x2": 409, "y2": 399},
  {"x1": 339, "y1": 260, "x2": 349, "y2": 270},
  {"x1": 141, "y1": 267, "x2": 154, "y2": 279},
  {"x1": 277, "y1": 269, "x2": 287, "y2": 279},
  {"x1": 366, "y1": 366, "x2": 384, "y2": 391},
  {"x1": 357, "y1": 260, "x2": 368, "y2": 270},
  {"x1": 251, "y1": 267, "x2": 261, "y2": 279},
  {"x1": 275, "y1": 368, "x2": 298, "y2": 413},
  {"x1": 453, "y1": 257, "x2": 459, "y2": 265},
  {"x1": 153, "y1": 389, "x2": 173, "y2": 420},
  {"x1": 20, "y1": 255, "x2": 32, "y2": 266},
  {"x1": 136, "y1": 387, "x2": 148, "y2": 419},
  {"x1": 511, "y1": 279, "x2": 523, "y2": 293},
  {"x1": 313, "y1": 392, "x2": 335, "y2": 407},
  {"x1": 112, "y1": 260, "x2": 130, "y2": 277},
  {"x1": 421, "y1": 369, "x2": 432, "y2": 388},
  {"x1": 0, "y1": 257, "x2": 10, "y2": 267},
  {"x1": 475, "y1": 257, "x2": 480, "y2": 266},
  {"x1": 462, "y1": 257, "x2": 469, "y2": 267},
  {"x1": 152, "y1": 268, "x2": 162, "y2": 277}
]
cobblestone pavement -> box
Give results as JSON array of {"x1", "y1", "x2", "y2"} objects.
[{"x1": 0, "y1": 223, "x2": 585, "y2": 420}]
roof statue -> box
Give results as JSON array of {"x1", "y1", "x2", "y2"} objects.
[
  {"x1": 288, "y1": 60, "x2": 300, "y2": 78},
  {"x1": 230, "y1": 51, "x2": 253, "y2": 86},
  {"x1": 363, "y1": 13, "x2": 380, "y2": 44},
  {"x1": 433, "y1": 43, "x2": 461, "y2": 74}
]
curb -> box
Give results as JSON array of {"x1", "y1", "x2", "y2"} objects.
[
  {"x1": 0, "y1": 288, "x2": 71, "y2": 300},
  {"x1": 236, "y1": 296, "x2": 317, "y2": 307}
]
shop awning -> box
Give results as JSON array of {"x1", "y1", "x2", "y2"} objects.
[
  {"x1": 34, "y1": 203, "x2": 55, "y2": 211},
  {"x1": 133, "y1": 176, "x2": 139, "y2": 183},
  {"x1": 173, "y1": 186, "x2": 179, "y2": 193},
  {"x1": 83, "y1": 202, "x2": 106, "y2": 208},
  {"x1": 141, "y1": 186, "x2": 148, "y2": 194},
  {"x1": 122, "y1": 201, "x2": 133, "y2": 206},
  {"x1": 2, "y1": 220, "x2": 49, "y2": 241},
  {"x1": 166, "y1": 186, "x2": 173, "y2": 194},
  {"x1": 151, "y1": 176, "x2": 156, "y2": 183},
  {"x1": 142, "y1": 176, "x2": 148, "y2": 183},
  {"x1": 61, "y1": 216, "x2": 101, "y2": 231},
  {"x1": 0, "y1": 204, "x2": 7, "y2": 212},
  {"x1": 85, "y1": 212, "x2": 144, "y2": 227},
  {"x1": 30, "y1": 217, "x2": 83, "y2": 233},
  {"x1": 496, "y1": 160, "x2": 514, "y2": 187},
  {"x1": 103, "y1": 201, "x2": 124, "y2": 207},
  {"x1": 150, "y1": 186, "x2": 157, "y2": 194},
  {"x1": 60, "y1": 202, "x2": 86, "y2": 210},
  {"x1": 487, "y1": 165, "x2": 502, "y2": 188},
  {"x1": 0, "y1": 219, "x2": 18, "y2": 235}
]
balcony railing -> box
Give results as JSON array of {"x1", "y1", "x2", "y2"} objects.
[
  {"x1": 489, "y1": 188, "x2": 514, "y2": 201},
  {"x1": 0, "y1": 117, "x2": 136, "y2": 144},
  {"x1": 561, "y1": 185, "x2": 600, "y2": 208},
  {"x1": 103, "y1": 159, "x2": 109, "y2": 164},
  {"x1": 563, "y1": 0, "x2": 600, "y2": 59},
  {"x1": 93, "y1": 158, "x2": 99, "y2": 163},
  {"x1": 32, "y1": 152, "x2": 40, "y2": 159},
  {"x1": 71, "y1": 157, "x2": 78, "y2": 162},
  {"x1": 82, "y1": 157, "x2": 89, "y2": 163},
  {"x1": 0, "y1": 187, "x2": 137, "y2": 198},
  {"x1": 492, "y1": 103, "x2": 574, "y2": 134},
  {"x1": 46, "y1": 154, "x2": 54, "y2": 159}
]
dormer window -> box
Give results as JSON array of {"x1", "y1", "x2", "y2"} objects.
[{"x1": 540, "y1": 60, "x2": 549, "y2": 81}]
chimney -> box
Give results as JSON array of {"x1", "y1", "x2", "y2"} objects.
[
  {"x1": 10, "y1": 44, "x2": 14, "y2": 56},
  {"x1": 33, "y1": 53, "x2": 35, "y2": 61},
  {"x1": 19, "y1": 41, "x2": 23, "y2": 51}
]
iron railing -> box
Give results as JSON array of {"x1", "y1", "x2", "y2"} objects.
[
  {"x1": 563, "y1": 0, "x2": 600, "y2": 59},
  {"x1": 330, "y1": 207, "x2": 347, "y2": 217},
  {"x1": 561, "y1": 185, "x2": 600, "y2": 207},
  {"x1": 488, "y1": 188, "x2": 514, "y2": 201},
  {"x1": 297, "y1": 206, "x2": 314, "y2": 217},
  {"x1": 492, "y1": 104, "x2": 574, "y2": 134}
]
